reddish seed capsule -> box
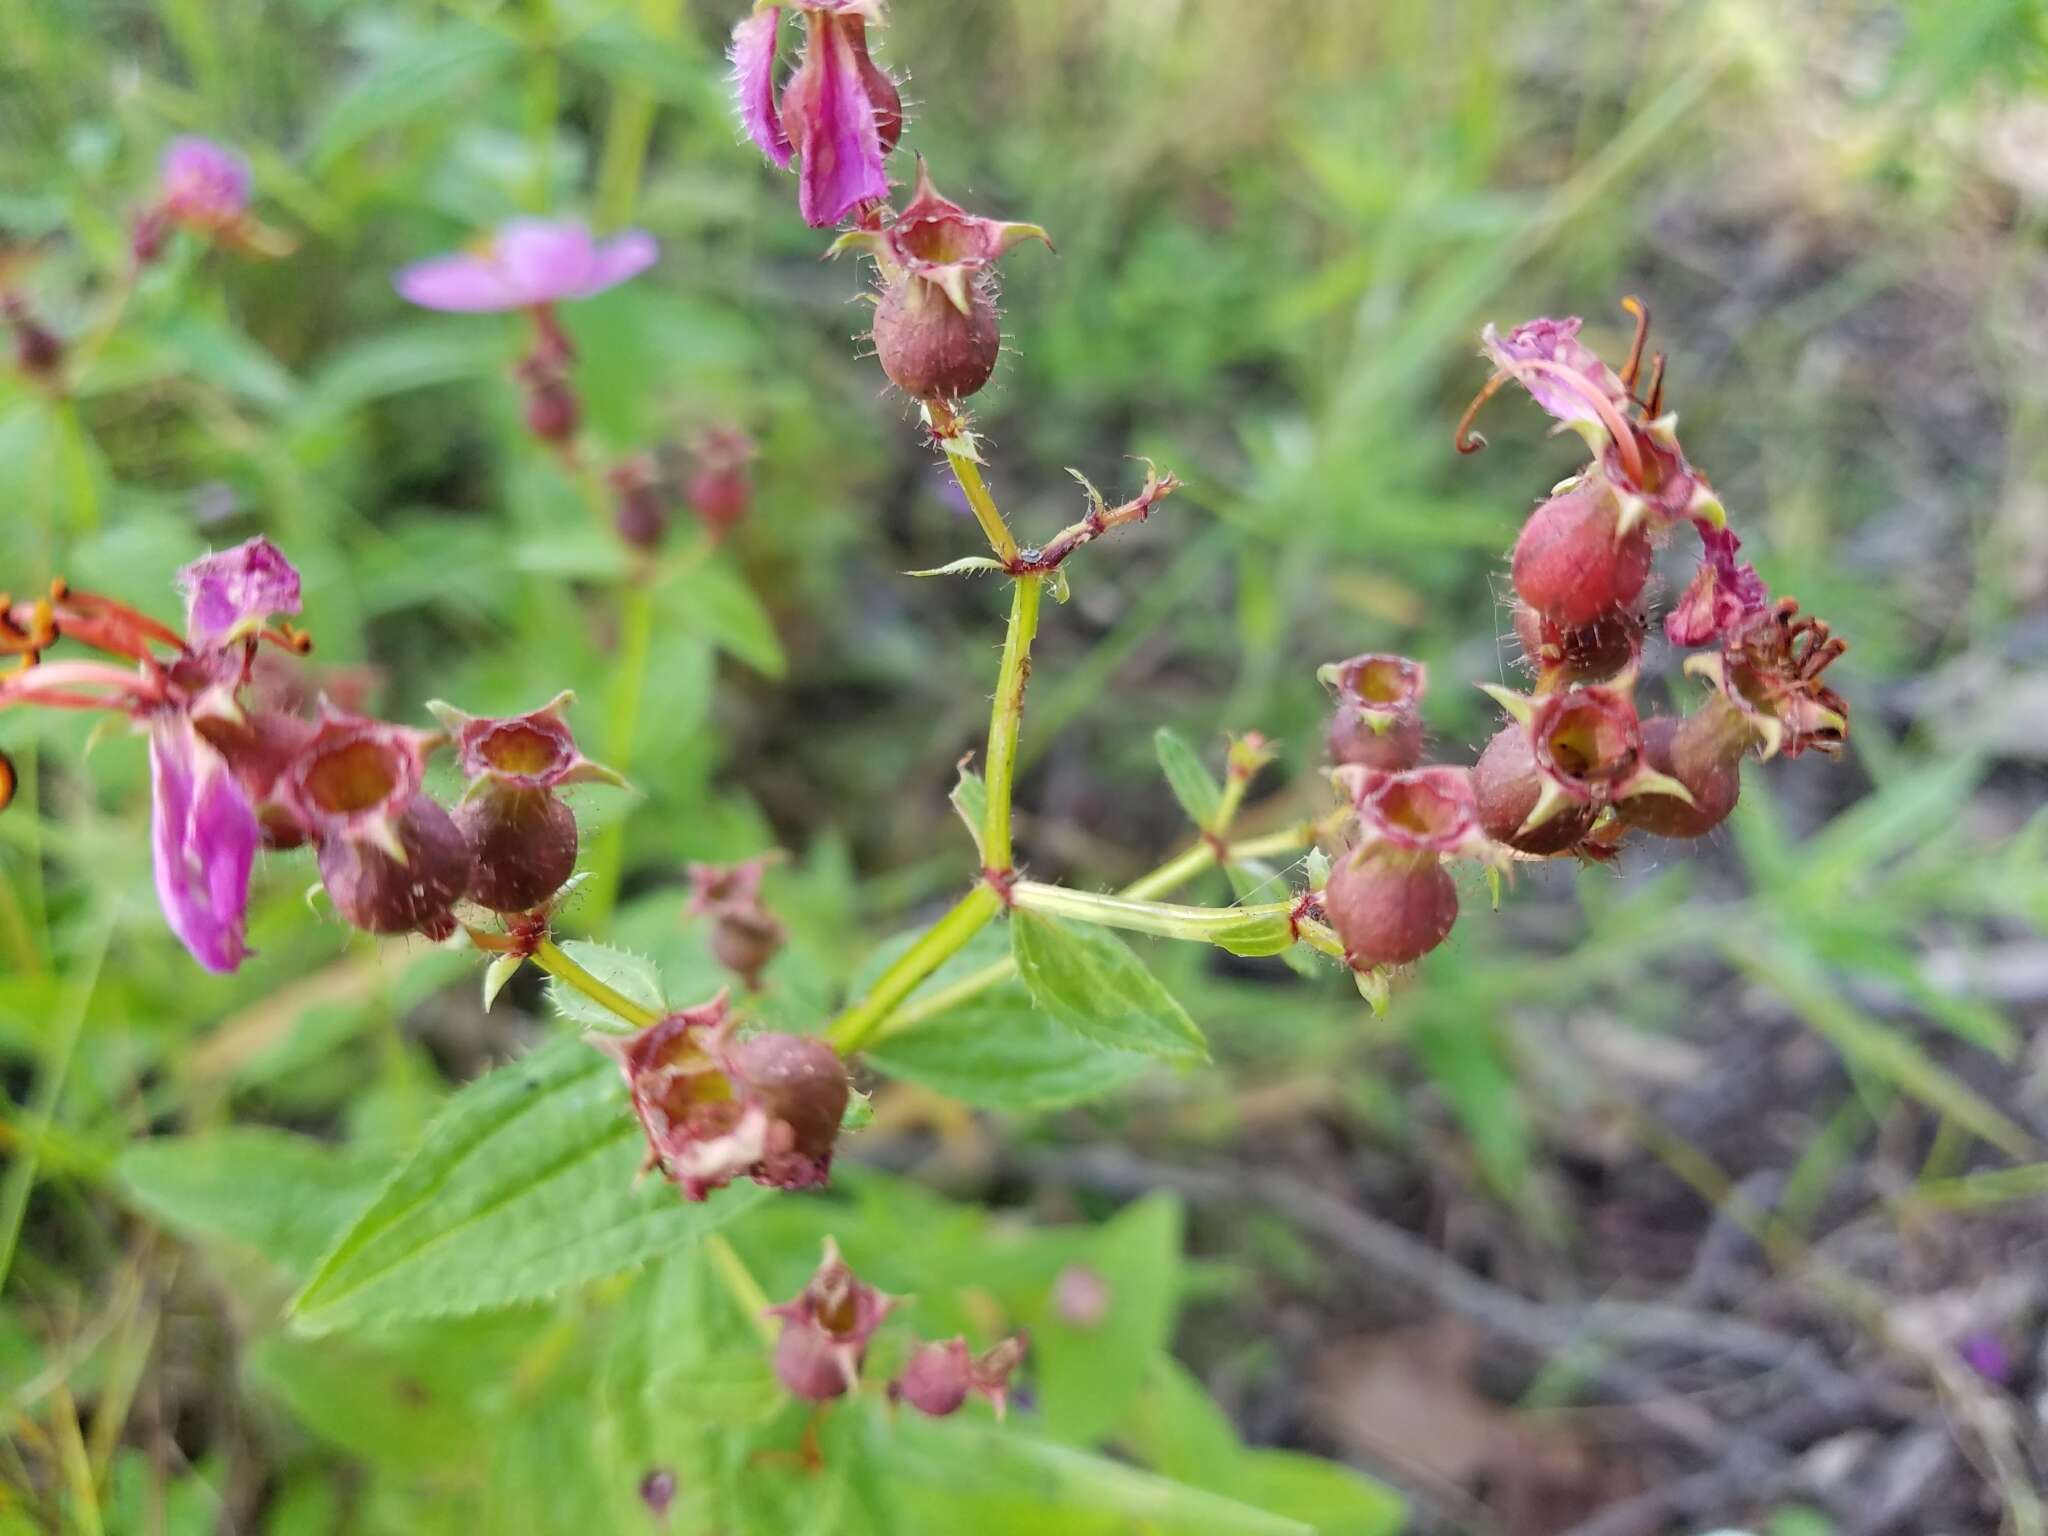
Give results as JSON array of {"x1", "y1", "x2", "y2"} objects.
[
  {"x1": 872, "y1": 277, "x2": 1003, "y2": 402},
  {"x1": 455, "y1": 787, "x2": 579, "y2": 913},
  {"x1": 774, "y1": 1320, "x2": 853, "y2": 1402},
  {"x1": 523, "y1": 377, "x2": 580, "y2": 443},
  {"x1": 1511, "y1": 476, "x2": 1652, "y2": 628},
  {"x1": 711, "y1": 907, "x2": 785, "y2": 992},
  {"x1": 896, "y1": 1339, "x2": 972, "y2": 1417},
  {"x1": 732, "y1": 1032, "x2": 849, "y2": 1171},
  {"x1": 315, "y1": 796, "x2": 474, "y2": 937},
  {"x1": 1322, "y1": 845, "x2": 1459, "y2": 968},
  {"x1": 1619, "y1": 711, "x2": 1743, "y2": 839},
  {"x1": 1511, "y1": 601, "x2": 1644, "y2": 686},
  {"x1": 1324, "y1": 654, "x2": 1428, "y2": 772},
  {"x1": 1472, "y1": 725, "x2": 1596, "y2": 856}
]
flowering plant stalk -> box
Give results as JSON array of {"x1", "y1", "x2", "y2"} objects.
[{"x1": 0, "y1": 1, "x2": 1854, "y2": 1483}]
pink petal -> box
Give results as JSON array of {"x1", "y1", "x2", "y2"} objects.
[
  {"x1": 1482, "y1": 316, "x2": 1630, "y2": 429},
  {"x1": 731, "y1": 8, "x2": 792, "y2": 168},
  {"x1": 177, "y1": 536, "x2": 302, "y2": 645},
  {"x1": 393, "y1": 253, "x2": 523, "y2": 312},
  {"x1": 795, "y1": 16, "x2": 890, "y2": 228},
  {"x1": 150, "y1": 724, "x2": 259, "y2": 974},
  {"x1": 493, "y1": 219, "x2": 601, "y2": 303},
  {"x1": 159, "y1": 136, "x2": 251, "y2": 224},
  {"x1": 579, "y1": 230, "x2": 660, "y2": 296}
]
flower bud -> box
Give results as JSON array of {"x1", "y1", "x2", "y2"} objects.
[
  {"x1": 1511, "y1": 473, "x2": 1652, "y2": 628},
  {"x1": 1321, "y1": 654, "x2": 1426, "y2": 772},
  {"x1": 687, "y1": 427, "x2": 756, "y2": 542},
  {"x1": 1618, "y1": 707, "x2": 1745, "y2": 840},
  {"x1": 1510, "y1": 601, "x2": 1643, "y2": 687},
  {"x1": 609, "y1": 458, "x2": 669, "y2": 552},
  {"x1": 523, "y1": 375, "x2": 580, "y2": 443}
]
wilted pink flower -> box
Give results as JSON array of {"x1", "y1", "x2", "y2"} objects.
[
  {"x1": 731, "y1": 1, "x2": 904, "y2": 228},
  {"x1": 1685, "y1": 598, "x2": 1849, "y2": 762},
  {"x1": 0, "y1": 538, "x2": 305, "y2": 972},
  {"x1": 393, "y1": 220, "x2": 659, "y2": 313},
  {"x1": 597, "y1": 995, "x2": 849, "y2": 1200},
  {"x1": 765, "y1": 1238, "x2": 898, "y2": 1400},
  {"x1": 1480, "y1": 315, "x2": 1629, "y2": 434},
  {"x1": 1665, "y1": 523, "x2": 1768, "y2": 648}
]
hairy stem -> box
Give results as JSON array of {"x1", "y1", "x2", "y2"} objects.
[
  {"x1": 982, "y1": 575, "x2": 1042, "y2": 874},
  {"x1": 531, "y1": 936, "x2": 661, "y2": 1030},
  {"x1": 947, "y1": 452, "x2": 1019, "y2": 566},
  {"x1": 826, "y1": 883, "x2": 1005, "y2": 1055}
]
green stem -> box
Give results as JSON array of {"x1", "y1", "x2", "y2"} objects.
[
  {"x1": 869, "y1": 825, "x2": 1315, "y2": 1047},
  {"x1": 706, "y1": 1232, "x2": 778, "y2": 1344},
  {"x1": 531, "y1": 937, "x2": 660, "y2": 1030},
  {"x1": 948, "y1": 452, "x2": 1020, "y2": 566},
  {"x1": 582, "y1": 577, "x2": 654, "y2": 929},
  {"x1": 1010, "y1": 880, "x2": 1293, "y2": 943},
  {"x1": 593, "y1": 0, "x2": 676, "y2": 230},
  {"x1": 982, "y1": 575, "x2": 1042, "y2": 873},
  {"x1": 522, "y1": 3, "x2": 559, "y2": 211},
  {"x1": 826, "y1": 883, "x2": 1003, "y2": 1055}
]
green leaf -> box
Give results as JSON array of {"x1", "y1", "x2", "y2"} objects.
[
  {"x1": 950, "y1": 764, "x2": 988, "y2": 859},
  {"x1": 866, "y1": 983, "x2": 1150, "y2": 1110},
  {"x1": 1030, "y1": 1193, "x2": 1182, "y2": 1444},
  {"x1": 881, "y1": 1418, "x2": 1311, "y2": 1536},
  {"x1": 664, "y1": 557, "x2": 786, "y2": 677},
  {"x1": 1011, "y1": 912, "x2": 1209, "y2": 1065},
  {"x1": 118, "y1": 1129, "x2": 384, "y2": 1281},
  {"x1": 290, "y1": 1037, "x2": 762, "y2": 1334},
  {"x1": 308, "y1": 26, "x2": 519, "y2": 168},
  {"x1": 1227, "y1": 1451, "x2": 1405, "y2": 1536},
  {"x1": 293, "y1": 323, "x2": 504, "y2": 427},
  {"x1": 1155, "y1": 727, "x2": 1223, "y2": 830},
  {"x1": 544, "y1": 940, "x2": 666, "y2": 1033}
]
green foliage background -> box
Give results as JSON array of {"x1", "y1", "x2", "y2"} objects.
[{"x1": 2, "y1": 0, "x2": 2045, "y2": 1530}]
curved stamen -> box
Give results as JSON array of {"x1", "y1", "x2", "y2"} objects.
[
  {"x1": 1644, "y1": 352, "x2": 1666, "y2": 418},
  {"x1": 1619, "y1": 296, "x2": 1651, "y2": 392},
  {"x1": 0, "y1": 658, "x2": 161, "y2": 711},
  {"x1": 259, "y1": 622, "x2": 314, "y2": 656},
  {"x1": 1453, "y1": 369, "x2": 1517, "y2": 455},
  {"x1": 1505, "y1": 358, "x2": 1647, "y2": 487}
]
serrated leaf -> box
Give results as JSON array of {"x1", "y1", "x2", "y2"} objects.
[
  {"x1": 665, "y1": 558, "x2": 785, "y2": 677},
  {"x1": 865, "y1": 983, "x2": 1150, "y2": 1110},
  {"x1": 118, "y1": 1130, "x2": 384, "y2": 1281},
  {"x1": 950, "y1": 764, "x2": 988, "y2": 858},
  {"x1": 1011, "y1": 912, "x2": 1208, "y2": 1064},
  {"x1": 1154, "y1": 728, "x2": 1223, "y2": 830},
  {"x1": 545, "y1": 941, "x2": 665, "y2": 1033},
  {"x1": 906, "y1": 556, "x2": 1006, "y2": 579},
  {"x1": 290, "y1": 1037, "x2": 762, "y2": 1334}
]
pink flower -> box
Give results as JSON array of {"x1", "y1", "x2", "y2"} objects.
[
  {"x1": 158, "y1": 137, "x2": 252, "y2": 230},
  {"x1": 1, "y1": 538, "x2": 305, "y2": 973},
  {"x1": 393, "y1": 220, "x2": 659, "y2": 313},
  {"x1": 1664, "y1": 523, "x2": 1768, "y2": 648},
  {"x1": 1480, "y1": 315, "x2": 1630, "y2": 434},
  {"x1": 730, "y1": 1, "x2": 904, "y2": 228}
]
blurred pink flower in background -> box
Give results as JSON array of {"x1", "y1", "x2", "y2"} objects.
[{"x1": 393, "y1": 220, "x2": 658, "y2": 313}]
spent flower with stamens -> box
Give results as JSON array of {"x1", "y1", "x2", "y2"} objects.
[
  {"x1": 0, "y1": 538, "x2": 306, "y2": 971},
  {"x1": 599, "y1": 995, "x2": 849, "y2": 1201},
  {"x1": 1684, "y1": 597, "x2": 1849, "y2": 762},
  {"x1": 731, "y1": 1, "x2": 904, "y2": 229},
  {"x1": 765, "y1": 1237, "x2": 898, "y2": 1400}
]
